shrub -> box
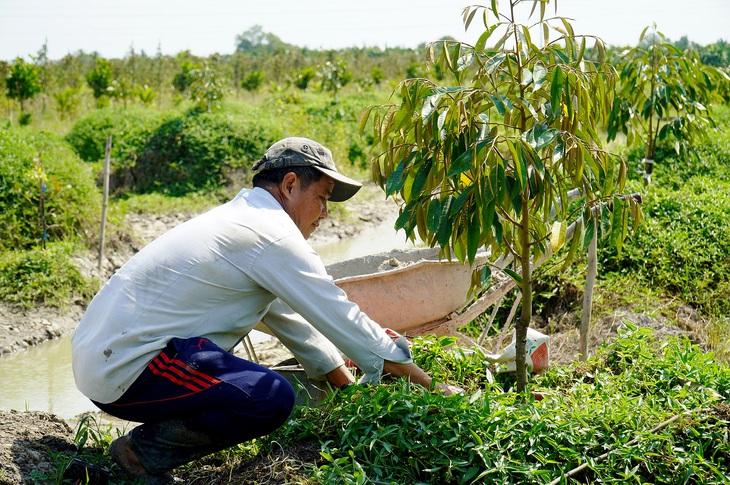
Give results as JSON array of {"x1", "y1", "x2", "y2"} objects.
[
  {"x1": 65, "y1": 106, "x2": 170, "y2": 164},
  {"x1": 66, "y1": 106, "x2": 283, "y2": 196},
  {"x1": 601, "y1": 176, "x2": 730, "y2": 316},
  {"x1": 131, "y1": 109, "x2": 282, "y2": 195},
  {"x1": 0, "y1": 127, "x2": 100, "y2": 251},
  {"x1": 0, "y1": 242, "x2": 95, "y2": 308},
  {"x1": 602, "y1": 109, "x2": 730, "y2": 317}
]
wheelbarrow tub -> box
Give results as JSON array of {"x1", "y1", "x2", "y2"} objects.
[{"x1": 327, "y1": 247, "x2": 485, "y2": 335}]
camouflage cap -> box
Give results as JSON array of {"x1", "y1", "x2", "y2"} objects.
[{"x1": 252, "y1": 137, "x2": 362, "y2": 202}]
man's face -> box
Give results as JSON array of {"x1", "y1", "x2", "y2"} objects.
[{"x1": 285, "y1": 175, "x2": 334, "y2": 239}]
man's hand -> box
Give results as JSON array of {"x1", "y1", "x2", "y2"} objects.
[
  {"x1": 433, "y1": 382, "x2": 465, "y2": 396},
  {"x1": 382, "y1": 360, "x2": 464, "y2": 395}
]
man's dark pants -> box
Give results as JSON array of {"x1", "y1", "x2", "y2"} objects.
[{"x1": 93, "y1": 336, "x2": 296, "y2": 474}]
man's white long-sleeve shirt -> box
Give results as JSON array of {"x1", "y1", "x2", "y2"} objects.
[{"x1": 72, "y1": 187, "x2": 411, "y2": 403}]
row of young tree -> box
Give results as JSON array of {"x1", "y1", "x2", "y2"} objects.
[
  {"x1": 2, "y1": 24, "x2": 729, "y2": 126},
  {"x1": 0, "y1": 26, "x2": 427, "y2": 123}
]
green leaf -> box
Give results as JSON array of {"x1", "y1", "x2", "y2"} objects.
[
  {"x1": 532, "y1": 63, "x2": 547, "y2": 91},
  {"x1": 490, "y1": 94, "x2": 506, "y2": 115},
  {"x1": 395, "y1": 200, "x2": 417, "y2": 231},
  {"x1": 480, "y1": 266, "x2": 492, "y2": 286},
  {"x1": 451, "y1": 185, "x2": 474, "y2": 215},
  {"x1": 610, "y1": 195, "x2": 625, "y2": 254},
  {"x1": 551, "y1": 66, "x2": 563, "y2": 115},
  {"x1": 436, "y1": 195, "x2": 454, "y2": 246},
  {"x1": 385, "y1": 156, "x2": 407, "y2": 196},
  {"x1": 561, "y1": 218, "x2": 583, "y2": 271},
  {"x1": 503, "y1": 267, "x2": 523, "y2": 285},
  {"x1": 421, "y1": 94, "x2": 441, "y2": 122},
  {"x1": 493, "y1": 216, "x2": 503, "y2": 245},
  {"x1": 448, "y1": 139, "x2": 489, "y2": 177},
  {"x1": 583, "y1": 215, "x2": 595, "y2": 249},
  {"x1": 411, "y1": 158, "x2": 433, "y2": 199},
  {"x1": 506, "y1": 140, "x2": 527, "y2": 190},
  {"x1": 426, "y1": 198, "x2": 442, "y2": 232},
  {"x1": 485, "y1": 52, "x2": 507, "y2": 75},
  {"x1": 467, "y1": 212, "x2": 481, "y2": 263},
  {"x1": 437, "y1": 109, "x2": 448, "y2": 131},
  {"x1": 525, "y1": 124, "x2": 558, "y2": 152},
  {"x1": 475, "y1": 24, "x2": 499, "y2": 53},
  {"x1": 448, "y1": 149, "x2": 474, "y2": 178},
  {"x1": 457, "y1": 53, "x2": 475, "y2": 72},
  {"x1": 481, "y1": 197, "x2": 495, "y2": 234}
]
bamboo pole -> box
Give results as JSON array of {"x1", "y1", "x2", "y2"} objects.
[
  {"x1": 35, "y1": 158, "x2": 47, "y2": 250},
  {"x1": 98, "y1": 136, "x2": 112, "y2": 273}
]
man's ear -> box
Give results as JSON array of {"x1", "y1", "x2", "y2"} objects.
[{"x1": 280, "y1": 172, "x2": 298, "y2": 198}]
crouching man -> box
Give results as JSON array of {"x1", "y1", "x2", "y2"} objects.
[{"x1": 72, "y1": 137, "x2": 461, "y2": 484}]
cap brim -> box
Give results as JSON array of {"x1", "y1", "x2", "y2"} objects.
[{"x1": 316, "y1": 167, "x2": 363, "y2": 202}]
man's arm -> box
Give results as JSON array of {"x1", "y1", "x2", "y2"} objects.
[{"x1": 325, "y1": 364, "x2": 356, "y2": 388}]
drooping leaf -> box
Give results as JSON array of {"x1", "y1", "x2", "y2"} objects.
[
  {"x1": 451, "y1": 185, "x2": 474, "y2": 215},
  {"x1": 467, "y1": 211, "x2": 481, "y2": 263},
  {"x1": 503, "y1": 267, "x2": 523, "y2": 285},
  {"x1": 436, "y1": 195, "x2": 454, "y2": 246},
  {"x1": 385, "y1": 156, "x2": 407, "y2": 196},
  {"x1": 411, "y1": 158, "x2": 433, "y2": 199},
  {"x1": 550, "y1": 220, "x2": 567, "y2": 253},
  {"x1": 610, "y1": 195, "x2": 626, "y2": 255},
  {"x1": 551, "y1": 65, "x2": 563, "y2": 113},
  {"x1": 448, "y1": 139, "x2": 490, "y2": 177},
  {"x1": 583, "y1": 214, "x2": 596, "y2": 249},
  {"x1": 533, "y1": 63, "x2": 547, "y2": 91},
  {"x1": 561, "y1": 218, "x2": 583, "y2": 271},
  {"x1": 395, "y1": 199, "x2": 417, "y2": 231},
  {"x1": 427, "y1": 197, "x2": 442, "y2": 232},
  {"x1": 463, "y1": 6, "x2": 479, "y2": 32}
]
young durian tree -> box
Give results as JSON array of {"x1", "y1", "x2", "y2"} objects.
[
  {"x1": 607, "y1": 25, "x2": 728, "y2": 186},
  {"x1": 363, "y1": 0, "x2": 642, "y2": 393}
]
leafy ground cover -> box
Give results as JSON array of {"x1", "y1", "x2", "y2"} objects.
[{"x1": 18, "y1": 326, "x2": 727, "y2": 484}]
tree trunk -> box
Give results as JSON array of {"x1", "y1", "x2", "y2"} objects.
[{"x1": 516, "y1": 191, "x2": 532, "y2": 394}]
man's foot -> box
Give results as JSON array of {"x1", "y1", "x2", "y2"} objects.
[{"x1": 109, "y1": 434, "x2": 178, "y2": 484}]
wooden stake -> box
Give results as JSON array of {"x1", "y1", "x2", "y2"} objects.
[
  {"x1": 579, "y1": 223, "x2": 598, "y2": 361},
  {"x1": 98, "y1": 136, "x2": 112, "y2": 273}
]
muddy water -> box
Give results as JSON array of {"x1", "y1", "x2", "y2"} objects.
[{"x1": 0, "y1": 219, "x2": 416, "y2": 419}]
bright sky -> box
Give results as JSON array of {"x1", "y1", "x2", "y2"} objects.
[{"x1": 1, "y1": 0, "x2": 728, "y2": 61}]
